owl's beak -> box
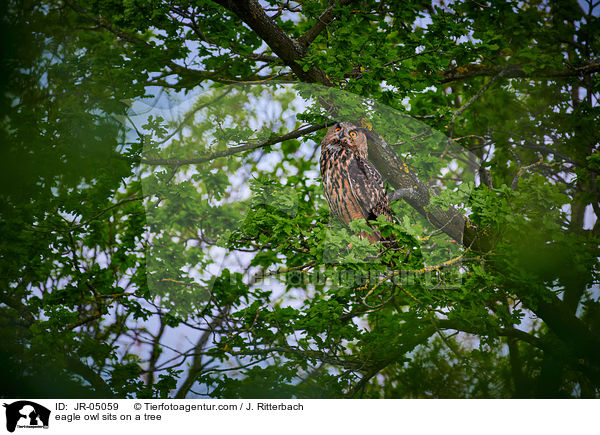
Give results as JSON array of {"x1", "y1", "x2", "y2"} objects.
[{"x1": 338, "y1": 131, "x2": 344, "y2": 140}]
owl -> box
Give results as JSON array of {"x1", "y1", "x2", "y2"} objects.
[{"x1": 319, "y1": 122, "x2": 394, "y2": 243}]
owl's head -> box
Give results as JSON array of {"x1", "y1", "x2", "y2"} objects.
[{"x1": 322, "y1": 122, "x2": 370, "y2": 159}]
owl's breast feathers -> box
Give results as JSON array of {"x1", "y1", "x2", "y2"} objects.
[{"x1": 320, "y1": 144, "x2": 393, "y2": 243}]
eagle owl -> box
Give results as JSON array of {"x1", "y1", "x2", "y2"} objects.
[{"x1": 320, "y1": 122, "x2": 394, "y2": 243}]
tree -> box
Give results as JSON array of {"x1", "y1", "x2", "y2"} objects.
[{"x1": 1, "y1": 0, "x2": 598, "y2": 399}]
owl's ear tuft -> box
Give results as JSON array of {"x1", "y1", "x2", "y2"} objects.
[
  {"x1": 359, "y1": 119, "x2": 373, "y2": 131},
  {"x1": 358, "y1": 127, "x2": 376, "y2": 141}
]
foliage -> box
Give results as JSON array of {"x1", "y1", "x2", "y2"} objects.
[{"x1": 1, "y1": 0, "x2": 599, "y2": 399}]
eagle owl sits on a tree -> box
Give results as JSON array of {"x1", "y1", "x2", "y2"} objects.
[{"x1": 320, "y1": 122, "x2": 394, "y2": 243}]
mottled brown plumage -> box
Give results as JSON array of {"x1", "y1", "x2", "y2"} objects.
[{"x1": 320, "y1": 122, "x2": 394, "y2": 243}]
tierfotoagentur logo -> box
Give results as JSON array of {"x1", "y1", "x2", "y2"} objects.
[{"x1": 3, "y1": 401, "x2": 50, "y2": 433}]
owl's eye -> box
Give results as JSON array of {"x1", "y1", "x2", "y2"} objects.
[
  {"x1": 350, "y1": 131, "x2": 358, "y2": 138},
  {"x1": 334, "y1": 127, "x2": 341, "y2": 132}
]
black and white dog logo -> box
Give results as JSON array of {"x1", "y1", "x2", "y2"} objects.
[{"x1": 3, "y1": 401, "x2": 50, "y2": 433}]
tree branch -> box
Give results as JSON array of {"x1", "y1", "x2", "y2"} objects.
[
  {"x1": 136, "y1": 123, "x2": 327, "y2": 167},
  {"x1": 175, "y1": 311, "x2": 227, "y2": 398},
  {"x1": 441, "y1": 61, "x2": 600, "y2": 83},
  {"x1": 231, "y1": 346, "x2": 365, "y2": 371},
  {"x1": 388, "y1": 188, "x2": 418, "y2": 203},
  {"x1": 448, "y1": 68, "x2": 507, "y2": 138},
  {"x1": 297, "y1": 0, "x2": 354, "y2": 49},
  {"x1": 65, "y1": 357, "x2": 115, "y2": 398},
  {"x1": 65, "y1": 0, "x2": 259, "y2": 86},
  {"x1": 213, "y1": 0, "x2": 333, "y2": 85},
  {"x1": 145, "y1": 318, "x2": 166, "y2": 387},
  {"x1": 366, "y1": 131, "x2": 482, "y2": 247}
]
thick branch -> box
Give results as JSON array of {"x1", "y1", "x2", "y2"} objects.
[
  {"x1": 366, "y1": 132, "x2": 481, "y2": 247},
  {"x1": 297, "y1": 0, "x2": 354, "y2": 48},
  {"x1": 65, "y1": 357, "x2": 115, "y2": 398},
  {"x1": 534, "y1": 295, "x2": 600, "y2": 366},
  {"x1": 213, "y1": 0, "x2": 332, "y2": 85},
  {"x1": 506, "y1": 334, "x2": 528, "y2": 397}
]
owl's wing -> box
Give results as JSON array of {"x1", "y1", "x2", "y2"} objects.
[{"x1": 347, "y1": 156, "x2": 393, "y2": 222}]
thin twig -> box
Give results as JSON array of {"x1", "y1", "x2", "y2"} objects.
[
  {"x1": 448, "y1": 68, "x2": 507, "y2": 138},
  {"x1": 134, "y1": 123, "x2": 327, "y2": 167}
]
